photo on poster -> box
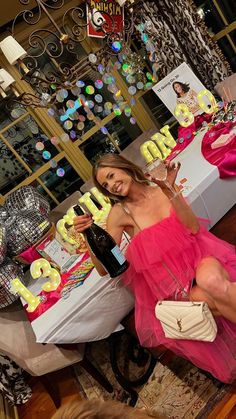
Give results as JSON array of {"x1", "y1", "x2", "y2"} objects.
[{"x1": 152, "y1": 63, "x2": 207, "y2": 122}]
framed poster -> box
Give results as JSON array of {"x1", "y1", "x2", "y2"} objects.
[
  {"x1": 152, "y1": 63, "x2": 207, "y2": 122},
  {"x1": 87, "y1": 0, "x2": 124, "y2": 38}
]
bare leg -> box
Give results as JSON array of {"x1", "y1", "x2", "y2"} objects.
[
  {"x1": 194, "y1": 257, "x2": 236, "y2": 323},
  {"x1": 190, "y1": 285, "x2": 221, "y2": 316}
]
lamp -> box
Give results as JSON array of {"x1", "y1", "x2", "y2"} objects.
[
  {"x1": 0, "y1": 69, "x2": 16, "y2": 91},
  {"x1": 0, "y1": 69, "x2": 20, "y2": 97},
  {"x1": 0, "y1": 36, "x2": 27, "y2": 66}
]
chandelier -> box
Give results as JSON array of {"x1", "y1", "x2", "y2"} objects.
[{"x1": 0, "y1": 0, "x2": 141, "y2": 108}]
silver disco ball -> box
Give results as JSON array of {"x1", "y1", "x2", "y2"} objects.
[
  {"x1": 0, "y1": 206, "x2": 9, "y2": 223},
  {"x1": 0, "y1": 225, "x2": 7, "y2": 264},
  {"x1": 0, "y1": 258, "x2": 24, "y2": 308},
  {"x1": 5, "y1": 186, "x2": 50, "y2": 218},
  {"x1": 5, "y1": 210, "x2": 51, "y2": 256}
]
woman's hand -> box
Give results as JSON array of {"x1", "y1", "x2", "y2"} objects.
[
  {"x1": 146, "y1": 161, "x2": 181, "y2": 190},
  {"x1": 164, "y1": 161, "x2": 181, "y2": 187},
  {"x1": 73, "y1": 213, "x2": 93, "y2": 233}
]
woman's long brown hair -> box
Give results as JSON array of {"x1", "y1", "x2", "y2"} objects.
[{"x1": 92, "y1": 153, "x2": 149, "y2": 202}]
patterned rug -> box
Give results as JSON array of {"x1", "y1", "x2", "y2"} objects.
[{"x1": 74, "y1": 338, "x2": 230, "y2": 419}]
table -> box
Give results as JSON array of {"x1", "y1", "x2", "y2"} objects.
[
  {"x1": 24, "y1": 268, "x2": 134, "y2": 344},
  {"x1": 174, "y1": 128, "x2": 236, "y2": 228}
]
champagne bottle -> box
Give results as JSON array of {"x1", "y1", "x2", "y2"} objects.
[{"x1": 73, "y1": 205, "x2": 129, "y2": 278}]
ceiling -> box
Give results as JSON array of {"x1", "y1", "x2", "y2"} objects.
[{"x1": 0, "y1": 0, "x2": 35, "y2": 28}]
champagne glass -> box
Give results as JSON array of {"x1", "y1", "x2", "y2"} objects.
[{"x1": 145, "y1": 158, "x2": 179, "y2": 198}]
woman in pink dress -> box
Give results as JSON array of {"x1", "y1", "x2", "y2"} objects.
[{"x1": 74, "y1": 154, "x2": 236, "y2": 383}]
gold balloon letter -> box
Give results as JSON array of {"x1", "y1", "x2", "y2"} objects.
[
  {"x1": 30, "y1": 258, "x2": 61, "y2": 292},
  {"x1": 174, "y1": 104, "x2": 194, "y2": 127}
]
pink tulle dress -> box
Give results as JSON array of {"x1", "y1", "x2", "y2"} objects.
[{"x1": 123, "y1": 210, "x2": 236, "y2": 383}]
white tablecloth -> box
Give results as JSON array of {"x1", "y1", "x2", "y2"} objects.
[
  {"x1": 174, "y1": 129, "x2": 236, "y2": 228},
  {"x1": 25, "y1": 270, "x2": 134, "y2": 344},
  {"x1": 26, "y1": 128, "x2": 236, "y2": 344}
]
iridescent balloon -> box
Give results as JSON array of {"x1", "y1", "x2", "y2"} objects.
[
  {"x1": 48, "y1": 108, "x2": 55, "y2": 116},
  {"x1": 98, "y1": 64, "x2": 106, "y2": 74},
  {"x1": 101, "y1": 127, "x2": 108, "y2": 134},
  {"x1": 118, "y1": 53, "x2": 127, "y2": 62},
  {"x1": 85, "y1": 85, "x2": 95, "y2": 95},
  {"x1": 50, "y1": 136, "x2": 59, "y2": 145},
  {"x1": 57, "y1": 168, "x2": 65, "y2": 177},
  {"x1": 88, "y1": 53, "x2": 97, "y2": 63},
  {"x1": 60, "y1": 133, "x2": 70, "y2": 142},
  {"x1": 95, "y1": 80, "x2": 103, "y2": 89},
  {"x1": 146, "y1": 72, "x2": 153, "y2": 80},
  {"x1": 78, "y1": 115, "x2": 86, "y2": 122},
  {"x1": 104, "y1": 102, "x2": 113, "y2": 110},
  {"x1": 103, "y1": 74, "x2": 115, "y2": 85},
  {"x1": 5, "y1": 186, "x2": 50, "y2": 218},
  {"x1": 94, "y1": 105, "x2": 103, "y2": 113},
  {"x1": 50, "y1": 159, "x2": 58, "y2": 169},
  {"x1": 0, "y1": 258, "x2": 24, "y2": 308},
  {"x1": 86, "y1": 100, "x2": 95, "y2": 109},
  {"x1": 95, "y1": 94, "x2": 103, "y2": 103},
  {"x1": 130, "y1": 98, "x2": 136, "y2": 106},
  {"x1": 122, "y1": 63, "x2": 130, "y2": 74},
  {"x1": 5, "y1": 211, "x2": 51, "y2": 256},
  {"x1": 70, "y1": 130, "x2": 77, "y2": 140},
  {"x1": 126, "y1": 75, "x2": 136, "y2": 84},
  {"x1": 128, "y1": 86, "x2": 137, "y2": 95},
  {"x1": 77, "y1": 122, "x2": 85, "y2": 130},
  {"x1": 124, "y1": 106, "x2": 131, "y2": 117},
  {"x1": 76, "y1": 80, "x2": 85, "y2": 88},
  {"x1": 36, "y1": 142, "x2": 44, "y2": 151},
  {"x1": 141, "y1": 33, "x2": 148, "y2": 43},
  {"x1": 66, "y1": 100, "x2": 75, "y2": 109},
  {"x1": 113, "y1": 105, "x2": 122, "y2": 116},
  {"x1": 130, "y1": 117, "x2": 136, "y2": 124},
  {"x1": 69, "y1": 111, "x2": 79, "y2": 121},
  {"x1": 113, "y1": 61, "x2": 121, "y2": 70},
  {"x1": 87, "y1": 112, "x2": 95, "y2": 120},
  {"x1": 71, "y1": 87, "x2": 81, "y2": 96},
  {"x1": 145, "y1": 82, "x2": 153, "y2": 89},
  {"x1": 108, "y1": 84, "x2": 119, "y2": 94},
  {"x1": 42, "y1": 150, "x2": 51, "y2": 160},
  {"x1": 137, "y1": 81, "x2": 144, "y2": 90},
  {"x1": 112, "y1": 41, "x2": 121, "y2": 53},
  {"x1": 63, "y1": 120, "x2": 73, "y2": 130}
]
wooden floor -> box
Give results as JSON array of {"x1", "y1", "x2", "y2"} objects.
[{"x1": 18, "y1": 205, "x2": 236, "y2": 419}]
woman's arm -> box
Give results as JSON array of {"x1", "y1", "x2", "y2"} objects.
[
  {"x1": 164, "y1": 188, "x2": 199, "y2": 234},
  {"x1": 150, "y1": 161, "x2": 200, "y2": 234}
]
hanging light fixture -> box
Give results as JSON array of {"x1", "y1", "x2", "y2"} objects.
[{"x1": 0, "y1": 0, "x2": 138, "y2": 108}]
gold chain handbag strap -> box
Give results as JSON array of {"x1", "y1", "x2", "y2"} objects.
[{"x1": 120, "y1": 202, "x2": 193, "y2": 301}]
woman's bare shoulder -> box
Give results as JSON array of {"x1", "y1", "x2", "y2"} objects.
[{"x1": 108, "y1": 203, "x2": 125, "y2": 224}]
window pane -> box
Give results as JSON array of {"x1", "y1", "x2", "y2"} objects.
[
  {"x1": 0, "y1": 101, "x2": 27, "y2": 132},
  {"x1": 2, "y1": 117, "x2": 58, "y2": 172},
  {"x1": 0, "y1": 139, "x2": 29, "y2": 195},
  {"x1": 216, "y1": 0, "x2": 236, "y2": 23},
  {"x1": 105, "y1": 116, "x2": 142, "y2": 151},
  {"x1": 218, "y1": 33, "x2": 236, "y2": 71},
  {"x1": 79, "y1": 131, "x2": 117, "y2": 164},
  {"x1": 39, "y1": 158, "x2": 83, "y2": 201},
  {"x1": 140, "y1": 89, "x2": 176, "y2": 127}
]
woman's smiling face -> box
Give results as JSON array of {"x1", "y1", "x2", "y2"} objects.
[
  {"x1": 173, "y1": 83, "x2": 183, "y2": 94},
  {"x1": 96, "y1": 166, "x2": 133, "y2": 197}
]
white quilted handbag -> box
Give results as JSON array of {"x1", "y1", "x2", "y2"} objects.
[{"x1": 155, "y1": 300, "x2": 217, "y2": 342}]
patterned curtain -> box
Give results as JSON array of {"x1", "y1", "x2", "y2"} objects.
[
  {"x1": 138, "y1": 0, "x2": 232, "y2": 90},
  {"x1": 0, "y1": 354, "x2": 32, "y2": 405}
]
